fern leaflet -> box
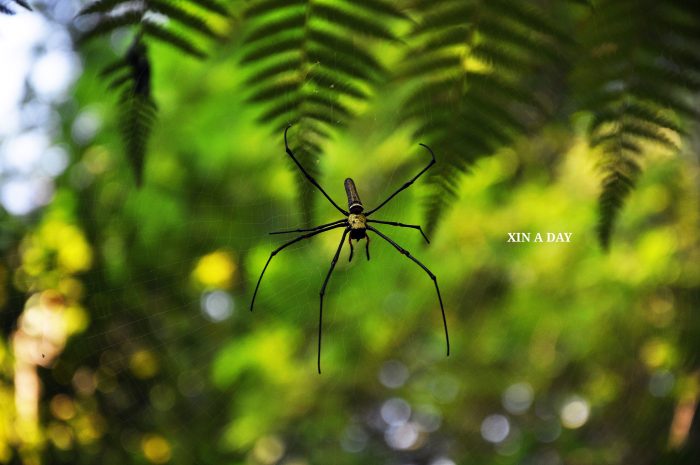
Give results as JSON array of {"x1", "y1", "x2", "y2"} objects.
[
  {"x1": 239, "y1": 0, "x2": 406, "y2": 224},
  {"x1": 401, "y1": 0, "x2": 572, "y2": 233},
  {"x1": 575, "y1": 0, "x2": 699, "y2": 248}
]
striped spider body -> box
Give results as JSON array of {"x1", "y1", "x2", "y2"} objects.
[{"x1": 251, "y1": 126, "x2": 449, "y2": 373}]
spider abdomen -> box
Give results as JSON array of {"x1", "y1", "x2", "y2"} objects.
[{"x1": 344, "y1": 178, "x2": 364, "y2": 213}]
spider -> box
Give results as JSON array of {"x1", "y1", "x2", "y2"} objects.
[{"x1": 250, "y1": 126, "x2": 449, "y2": 373}]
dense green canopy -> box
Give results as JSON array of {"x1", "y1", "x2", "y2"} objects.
[{"x1": 0, "y1": 1, "x2": 699, "y2": 465}]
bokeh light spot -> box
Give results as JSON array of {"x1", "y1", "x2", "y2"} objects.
[
  {"x1": 50, "y1": 394, "x2": 76, "y2": 421},
  {"x1": 129, "y1": 349, "x2": 159, "y2": 379},
  {"x1": 141, "y1": 434, "x2": 172, "y2": 464},
  {"x1": 502, "y1": 382, "x2": 534, "y2": 414},
  {"x1": 1, "y1": 179, "x2": 36, "y2": 215},
  {"x1": 431, "y1": 458, "x2": 456, "y2": 465},
  {"x1": 72, "y1": 367, "x2": 96, "y2": 396},
  {"x1": 253, "y1": 435, "x2": 285, "y2": 465},
  {"x1": 640, "y1": 338, "x2": 674, "y2": 369},
  {"x1": 381, "y1": 397, "x2": 411, "y2": 426},
  {"x1": 48, "y1": 422, "x2": 73, "y2": 450},
  {"x1": 201, "y1": 290, "x2": 234, "y2": 322},
  {"x1": 40, "y1": 146, "x2": 69, "y2": 177},
  {"x1": 193, "y1": 250, "x2": 236, "y2": 289},
  {"x1": 385, "y1": 422, "x2": 420, "y2": 450},
  {"x1": 29, "y1": 49, "x2": 80, "y2": 101},
  {"x1": 481, "y1": 414, "x2": 510, "y2": 443},
  {"x1": 71, "y1": 108, "x2": 101, "y2": 145},
  {"x1": 560, "y1": 396, "x2": 590, "y2": 429},
  {"x1": 379, "y1": 360, "x2": 409, "y2": 388}
]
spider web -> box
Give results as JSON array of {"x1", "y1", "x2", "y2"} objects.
[
  {"x1": 4, "y1": 6, "x2": 468, "y2": 463},
  {"x1": 11, "y1": 3, "x2": 700, "y2": 465},
  {"x1": 64, "y1": 135, "x2": 447, "y2": 462}
]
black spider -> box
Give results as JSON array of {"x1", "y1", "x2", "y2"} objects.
[{"x1": 250, "y1": 126, "x2": 450, "y2": 373}]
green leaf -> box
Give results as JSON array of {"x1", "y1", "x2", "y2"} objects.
[
  {"x1": 239, "y1": 0, "x2": 403, "y2": 224},
  {"x1": 245, "y1": 0, "x2": 305, "y2": 20},
  {"x1": 143, "y1": 21, "x2": 207, "y2": 59},
  {"x1": 240, "y1": 35, "x2": 304, "y2": 64},
  {"x1": 192, "y1": 0, "x2": 228, "y2": 17},
  {"x1": 243, "y1": 12, "x2": 306, "y2": 46},
  {"x1": 148, "y1": 0, "x2": 221, "y2": 39},
  {"x1": 78, "y1": 0, "x2": 127, "y2": 16},
  {"x1": 244, "y1": 58, "x2": 302, "y2": 87},
  {"x1": 312, "y1": 3, "x2": 395, "y2": 41},
  {"x1": 402, "y1": 0, "x2": 570, "y2": 235},
  {"x1": 79, "y1": 10, "x2": 143, "y2": 43}
]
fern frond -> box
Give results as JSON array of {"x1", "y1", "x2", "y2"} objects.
[
  {"x1": 240, "y1": 36, "x2": 304, "y2": 64},
  {"x1": 240, "y1": 0, "x2": 405, "y2": 224},
  {"x1": 78, "y1": 0, "x2": 127, "y2": 16},
  {"x1": 597, "y1": 153, "x2": 641, "y2": 249},
  {"x1": 246, "y1": 0, "x2": 304, "y2": 19},
  {"x1": 142, "y1": 20, "x2": 207, "y2": 58},
  {"x1": 311, "y1": 4, "x2": 395, "y2": 41},
  {"x1": 78, "y1": 10, "x2": 144, "y2": 43},
  {"x1": 0, "y1": 0, "x2": 31, "y2": 14},
  {"x1": 102, "y1": 38, "x2": 157, "y2": 185},
  {"x1": 244, "y1": 58, "x2": 301, "y2": 86},
  {"x1": 190, "y1": 0, "x2": 228, "y2": 17},
  {"x1": 575, "y1": 0, "x2": 699, "y2": 248},
  {"x1": 147, "y1": 0, "x2": 221, "y2": 39},
  {"x1": 77, "y1": 1, "x2": 232, "y2": 185},
  {"x1": 78, "y1": 0, "x2": 228, "y2": 57},
  {"x1": 401, "y1": 0, "x2": 572, "y2": 234}
]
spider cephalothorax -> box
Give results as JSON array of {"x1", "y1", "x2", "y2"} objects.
[
  {"x1": 346, "y1": 182, "x2": 369, "y2": 260},
  {"x1": 347, "y1": 212, "x2": 366, "y2": 231},
  {"x1": 251, "y1": 125, "x2": 449, "y2": 373}
]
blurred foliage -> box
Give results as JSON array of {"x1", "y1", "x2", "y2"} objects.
[
  {"x1": 0, "y1": 1, "x2": 699, "y2": 465},
  {"x1": 0, "y1": 0, "x2": 32, "y2": 15}
]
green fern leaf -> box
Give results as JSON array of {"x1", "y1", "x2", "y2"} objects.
[
  {"x1": 243, "y1": 13, "x2": 306, "y2": 45},
  {"x1": 142, "y1": 21, "x2": 207, "y2": 59},
  {"x1": 78, "y1": 0, "x2": 129, "y2": 16},
  {"x1": 1, "y1": 0, "x2": 31, "y2": 14},
  {"x1": 307, "y1": 28, "x2": 383, "y2": 73},
  {"x1": 100, "y1": 39, "x2": 157, "y2": 185},
  {"x1": 575, "y1": 0, "x2": 700, "y2": 248},
  {"x1": 191, "y1": 0, "x2": 228, "y2": 17},
  {"x1": 244, "y1": 58, "x2": 302, "y2": 87},
  {"x1": 147, "y1": 0, "x2": 221, "y2": 39},
  {"x1": 239, "y1": 0, "x2": 405, "y2": 224},
  {"x1": 311, "y1": 4, "x2": 395, "y2": 41},
  {"x1": 240, "y1": 36, "x2": 304, "y2": 64},
  {"x1": 78, "y1": 0, "x2": 229, "y2": 57},
  {"x1": 14, "y1": 0, "x2": 32, "y2": 10},
  {"x1": 78, "y1": 1, "x2": 232, "y2": 187},
  {"x1": 402, "y1": 0, "x2": 571, "y2": 234},
  {"x1": 78, "y1": 10, "x2": 144, "y2": 43}
]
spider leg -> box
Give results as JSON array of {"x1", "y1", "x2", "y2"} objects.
[
  {"x1": 270, "y1": 219, "x2": 347, "y2": 235},
  {"x1": 284, "y1": 125, "x2": 349, "y2": 216},
  {"x1": 366, "y1": 225, "x2": 449, "y2": 356},
  {"x1": 318, "y1": 228, "x2": 350, "y2": 373},
  {"x1": 367, "y1": 219, "x2": 430, "y2": 244},
  {"x1": 250, "y1": 224, "x2": 344, "y2": 312},
  {"x1": 348, "y1": 235, "x2": 354, "y2": 262},
  {"x1": 364, "y1": 144, "x2": 436, "y2": 217},
  {"x1": 365, "y1": 234, "x2": 370, "y2": 260}
]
